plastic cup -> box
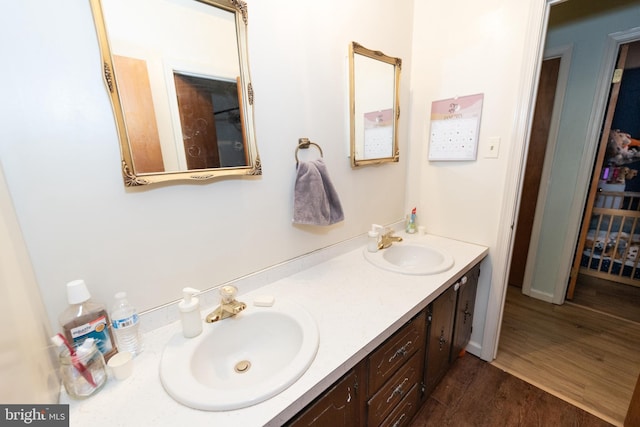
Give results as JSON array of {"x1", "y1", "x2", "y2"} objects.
[{"x1": 107, "y1": 351, "x2": 133, "y2": 380}]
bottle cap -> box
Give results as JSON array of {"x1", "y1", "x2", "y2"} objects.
[
  {"x1": 179, "y1": 287, "x2": 200, "y2": 312},
  {"x1": 67, "y1": 279, "x2": 91, "y2": 304},
  {"x1": 369, "y1": 224, "x2": 382, "y2": 237},
  {"x1": 115, "y1": 291, "x2": 127, "y2": 300}
]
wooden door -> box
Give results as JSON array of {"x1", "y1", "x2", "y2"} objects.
[
  {"x1": 451, "y1": 265, "x2": 480, "y2": 361},
  {"x1": 567, "y1": 44, "x2": 630, "y2": 299},
  {"x1": 626, "y1": 370, "x2": 640, "y2": 426},
  {"x1": 509, "y1": 58, "x2": 561, "y2": 287},
  {"x1": 113, "y1": 55, "x2": 165, "y2": 174},
  {"x1": 173, "y1": 74, "x2": 221, "y2": 170},
  {"x1": 423, "y1": 285, "x2": 456, "y2": 397}
]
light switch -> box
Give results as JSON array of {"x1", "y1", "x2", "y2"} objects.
[{"x1": 485, "y1": 137, "x2": 500, "y2": 158}]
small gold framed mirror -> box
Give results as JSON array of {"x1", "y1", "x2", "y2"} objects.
[
  {"x1": 90, "y1": 0, "x2": 260, "y2": 186},
  {"x1": 349, "y1": 42, "x2": 401, "y2": 167}
]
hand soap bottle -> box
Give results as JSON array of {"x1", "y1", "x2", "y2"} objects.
[{"x1": 179, "y1": 287, "x2": 202, "y2": 338}]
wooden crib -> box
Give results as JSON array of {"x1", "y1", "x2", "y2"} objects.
[{"x1": 580, "y1": 190, "x2": 640, "y2": 287}]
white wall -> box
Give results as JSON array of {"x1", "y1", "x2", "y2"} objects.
[
  {"x1": 0, "y1": 165, "x2": 58, "y2": 403},
  {"x1": 529, "y1": 1, "x2": 640, "y2": 299},
  {"x1": 0, "y1": 0, "x2": 413, "y2": 331},
  {"x1": 407, "y1": 0, "x2": 548, "y2": 358}
]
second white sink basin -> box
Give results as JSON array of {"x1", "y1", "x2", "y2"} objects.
[
  {"x1": 160, "y1": 298, "x2": 319, "y2": 411},
  {"x1": 364, "y1": 242, "x2": 454, "y2": 275}
]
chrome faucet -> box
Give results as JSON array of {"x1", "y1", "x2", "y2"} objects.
[
  {"x1": 205, "y1": 285, "x2": 247, "y2": 323},
  {"x1": 379, "y1": 228, "x2": 403, "y2": 249}
]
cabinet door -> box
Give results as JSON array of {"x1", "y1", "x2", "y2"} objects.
[
  {"x1": 423, "y1": 285, "x2": 456, "y2": 397},
  {"x1": 451, "y1": 265, "x2": 480, "y2": 362},
  {"x1": 287, "y1": 366, "x2": 364, "y2": 427}
]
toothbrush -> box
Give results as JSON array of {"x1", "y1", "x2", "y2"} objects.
[{"x1": 51, "y1": 333, "x2": 96, "y2": 387}]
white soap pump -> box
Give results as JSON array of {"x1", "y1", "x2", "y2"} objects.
[
  {"x1": 368, "y1": 224, "x2": 383, "y2": 253},
  {"x1": 179, "y1": 287, "x2": 202, "y2": 338}
]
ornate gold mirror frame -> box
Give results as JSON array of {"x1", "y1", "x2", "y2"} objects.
[
  {"x1": 90, "y1": 0, "x2": 260, "y2": 186},
  {"x1": 349, "y1": 42, "x2": 401, "y2": 167}
]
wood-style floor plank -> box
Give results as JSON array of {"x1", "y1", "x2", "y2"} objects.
[
  {"x1": 410, "y1": 354, "x2": 612, "y2": 426},
  {"x1": 571, "y1": 274, "x2": 640, "y2": 324},
  {"x1": 493, "y1": 286, "x2": 640, "y2": 426}
]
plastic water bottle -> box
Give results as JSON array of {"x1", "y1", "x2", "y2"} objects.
[{"x1": 110, "y1": 292, "x2": 143, "y2": 356}]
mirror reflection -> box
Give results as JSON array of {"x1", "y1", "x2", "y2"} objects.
[
  {"x1": 349, "y1": 42, "x2": 401, "y2": 167},
  {"x1": 90, "y1": 0, "x2": 260, "y2": 186}
]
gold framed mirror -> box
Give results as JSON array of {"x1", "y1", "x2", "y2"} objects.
[
  {"x1": 349, "y1": 42, "x2": 401, "y2": 167},
  {"x1": 90, "y1": 0, "x2": 260, "y2": 186}
]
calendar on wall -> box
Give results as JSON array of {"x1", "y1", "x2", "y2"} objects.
[
  {"x1": 363, "y1": 109, "x2": 394, "y2": 159},
  {"x1": 428, "y1": 93, "x2": 484, "y2": 161}
]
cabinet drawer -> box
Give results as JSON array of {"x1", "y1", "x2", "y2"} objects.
[
  {"x1": 379, "y1": 383, "x2": 419, "y2": 427},
  {"x1": 368, "y1": 311, "x2": 426, "y2": 393},
  {"x1": 367, "y1": 352, "x2": 422, "y2": 426}
]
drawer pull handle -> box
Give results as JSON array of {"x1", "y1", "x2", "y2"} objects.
[
  {"x1": 463, "y1": 302, "x2": 472, "y2": 324},
  {"x1": 386, "y1": 377, "x2": 409, "y2": 403},
  {"x1": 392, "y1": 413, "x2": 407, "y2": 427},
  {"x1": 388, "y1": 340, "x2": 412, "y2": 363},
  {"x1": 439, "y1": 329, "x2": 447, "y2": 350}
]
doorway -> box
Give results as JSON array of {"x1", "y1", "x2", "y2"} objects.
[
  {"x1": 566, "y1": 40, "x2": 640, "y2": 323},
  {"x1": 506, "y1": 3, "x2": 640, "y2": 308},
  {"x1": 496, "y1": 1, "x2": 640, "y2": 423}
]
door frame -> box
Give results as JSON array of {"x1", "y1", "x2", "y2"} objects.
[
  {"x1": 521, "y1": 44, "x2": 573, "y2": 301},
  {"x1": 481, "y1": 0, "x2": 565, "y2": 361}
]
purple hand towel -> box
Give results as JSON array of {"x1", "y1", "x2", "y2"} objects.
[{"x1": 293, "y1": 158, "x2": 344, "y2": 226}]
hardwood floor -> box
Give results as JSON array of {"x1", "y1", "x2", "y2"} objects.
[
  {"x1": 570, "y1": 274, "x2": 640, "y2": 324},
  {"x1": 411, "y1": 353, "x2": 612, "y2": 427},
  {"x1": 493, "y1": 285, "x2": 640, "y2": 426}
]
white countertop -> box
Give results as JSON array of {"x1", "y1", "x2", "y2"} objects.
[{"x1": 62, "y1": 233, "x2": 488, "y2": 426}]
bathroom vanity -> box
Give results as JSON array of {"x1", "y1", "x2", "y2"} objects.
[
  {"x1": 62, "y1": 232, "x2": 487, "y2": 427},
  {"x1": 286, "y1": 263, "x2": 481, "y2": 426}
]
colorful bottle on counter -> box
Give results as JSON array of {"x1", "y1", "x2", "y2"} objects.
[
  {"x1": 406, "y1": 207, "x2": 417, "y2": 234},
  {"x1": 59, "y1": 279, "x2": 117, "y2": 361}
]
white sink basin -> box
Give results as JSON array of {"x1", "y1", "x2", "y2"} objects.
[
  {"x1": 160, "y1": 298, "x2": 319, "y2": 411},
  {"x1": 364, "y1": 242, "x2": 454, "y2": 275}
]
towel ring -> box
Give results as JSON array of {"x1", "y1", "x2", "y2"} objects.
[{"x1": 295, "y1": 138, "x2": 323, "y2": 165}]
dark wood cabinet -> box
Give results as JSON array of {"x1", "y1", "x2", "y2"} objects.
[
  {"x1": 287, "y1": 364, "x2": 365, "y2": 427},
  {"x1": 423, "y1": 264, "x2": 481, "y2": 397},
  {"x1": 366, "y1": 311, "x2": 426, "y2": 426},
  {"x1": 451, "y1": 264, "x2": 480, "y2": 362},
  {"x1": 288, "y1": 261, "x2": 482, "y2": 426},
  {"x1": 423, "y1": 284, "x2": 456, "y2": 397}
]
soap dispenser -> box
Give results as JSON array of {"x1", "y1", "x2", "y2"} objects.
[
  {"x1": 368, "y1": 224, "x2": 383, "y2": 253},
  {"x1": 179, "y1": 287, "x2": 202, "y2": 338}
]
